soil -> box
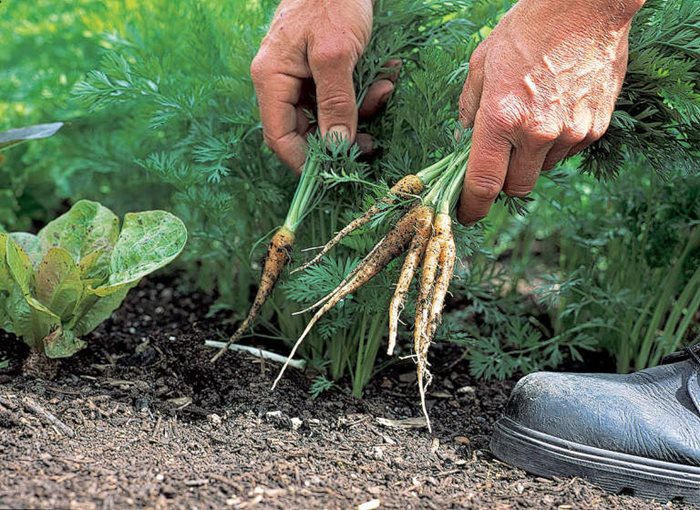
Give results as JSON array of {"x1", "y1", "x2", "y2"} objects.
[{"x1": 0, "y1": 279, "x2": 679, "y2": 510}]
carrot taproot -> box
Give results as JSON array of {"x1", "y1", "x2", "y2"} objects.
[
  {"x1": 427, "y1": 225, "x2": 456, "y2": 341},
  {"x1": 273, "y1": 205, "x2": 429, "y2": 389},
  {"x1": 387, "y1": 206, "x2": 434, "y2": 355},
  {"x1": 292, "y1": 174, "x2": 424, "y2": 274},
  {"x1": 413, "y1": 212, "x2": 452, "y2": 432},
  {"x1": 211, "y1": 226, "x2": 295, "y2": 362}
]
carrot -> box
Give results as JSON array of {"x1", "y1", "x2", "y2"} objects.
[
  {"x1": 387, "y1": 206, "x2": 434, "y2": 355},
  {"x1": 273, "y1": 205, "x2": 430, "y2": 389},
  {"x1": 427, "y1": 223, "x2": 456, "y2": 341},
  {"x1": 211, "y1": 226, "x2": 295, "y2": 362},
  {"x1": 292, "y1": 174, "x2": 424, "y2": 274},
  {"x1": 413, "y1": 212, "x2": 452, "y2": 432}
]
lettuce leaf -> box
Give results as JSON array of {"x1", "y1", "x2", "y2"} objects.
[{"x1": 0, "y1": 201, "x2": 187, "y2": 358}]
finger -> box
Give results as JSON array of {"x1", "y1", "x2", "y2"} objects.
[
  {"x1": 543, "y1": 129, "x2": 587, "y2": 170},
  {"x1": 251, "y1": 60, "x2": 307, "y2": 173},
  {"x1": 459, "y1": 52, "x2": 485, "y2": 128},
  {"x1": 458, "y1": 110, "x2": 512, "y2": 225},
  {"x1": 296, "y1": 106, "x2": 313, "y2": 135},
  {"x1": 568, "y1": 138, "x2": 592, "y2": 157},
  {"x1": 544, "y1": 103, "x2": 594, "y2": 170},
  {"x1": 379, "y1": 59, "x2": 402, "y2": 82},
  {"x1": 542, "y1": 141, "x2": 574, "y2": 170},
  {"x1": 309, "y1": 43, "x2": 360, "y2": 143},
  {"x1": 359, "y1": 79, "x2": 394, "y2": 118},
  {"x1": 355, "y1": 133, "x2": 375, "y2": 156},
  {"x1": 569, "y1": 108, "x2": 614, "y2": 158},
  {"x1": 503, "y1": 139, "x2": 553, "y2": 196}
]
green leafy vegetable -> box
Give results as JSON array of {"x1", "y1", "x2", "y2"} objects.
[{"x1": 0, "y1": 200, "x2": 187, "y2": 359}]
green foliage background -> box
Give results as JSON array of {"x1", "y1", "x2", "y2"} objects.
[{"x1": 1, "y1": 0, "x2": 699, "y2": 394}]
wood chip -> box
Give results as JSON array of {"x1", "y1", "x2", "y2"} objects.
[
  {"x1": 168, "y1": 396, "x2": 192, "y2": 409},
  {"x1": 22, "y1": 397, "x2": 74, "y2": 438},
  {"x1": 185, "y1": 479, "x2": 209, "y2": 487},
  {"x1": 376, "y1": 417, "x2": 427, "y2": 429},
  {"x1": 357, "y1": 499, "x2": 380, "y2": 510}
]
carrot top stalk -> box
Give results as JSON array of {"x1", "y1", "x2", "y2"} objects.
[{"x1": 211, "y1": 156, "x2": 322, "y2": 362}]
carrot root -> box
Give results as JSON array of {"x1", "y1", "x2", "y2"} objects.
[
  {"x1": 387, "y1": 207, "x2": 433, "y2": 355},
  {"x1": 273, "y1": 205, "x2": 426, "y2": 389},
  {"x1": 427, "y1": 229, "x2": 456, "y2": 341},
  {"x1": 412, "y1": 212, "x2": 452, "y2": 432},
  {"x1": 211, "y1": 227, "x2": 295, "y2": 363}
]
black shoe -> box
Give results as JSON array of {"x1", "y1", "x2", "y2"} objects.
[{"x1": 490, "y1": 345, "x2": 700, "y2": 505}]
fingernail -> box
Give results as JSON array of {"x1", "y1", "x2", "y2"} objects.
[{"x1": 327, "y1": 125, "x2": 350, "y2": 143}]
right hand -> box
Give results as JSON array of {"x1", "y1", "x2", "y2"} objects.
[{"x1": 251, "y1": 0, "x2": 394, "y2": 173}]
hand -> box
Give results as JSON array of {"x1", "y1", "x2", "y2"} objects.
[
  {"x1": 457, "y1": 0, "x2": 644, "y2": 225},
  {"x1": 251, "y1": 0, "x2": 395, "y2": 173}
]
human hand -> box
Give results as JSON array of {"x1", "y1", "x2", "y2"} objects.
[
  {"x1": 457, "y1": 0, "x2": 645, "y2": 224},
  {"x1": 251, "y1": 0, "x2": 396, "y2": 173}
]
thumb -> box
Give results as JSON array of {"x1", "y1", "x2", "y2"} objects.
[{"x1": 309, "y1": 44, "x2": 359, "y2": 143}]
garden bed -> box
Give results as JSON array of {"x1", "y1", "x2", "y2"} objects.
[{"x1": 0, "y1": 279, "x2": 670, "y2": 509}]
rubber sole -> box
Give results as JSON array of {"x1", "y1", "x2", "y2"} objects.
[{"x1": 490, "y1": 417, "x2": 700, "y2": 506}]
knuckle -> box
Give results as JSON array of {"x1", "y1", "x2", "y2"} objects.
[
  {"x1": 262, "y1": 131, "x2": 276, "y2": 150},
  {"x1": 527, "y1": 122, "x2": 560, "y2": 144},
  {"x1": 563, "y1": 124, "x2": 588, "y2": 143},
  {"x1": 468, "y1": 49, "x2": 485, "y2": 70},
  {"x1": 591, "y1": 120, "x2": 611, "y2": 141},
  {"x1": 491, "y1": 111, "x2": 519, "y2": 133},
  {"x1": 486, "y1": 102, "x2": 523, "y2": 134},
  {"x1": 467, "y1": 174, "x2": 503, "y2": 201},
  {"x1": 312, "y1": 41, "x2": 355, "y2": 67},
  {"x1": 250, "y1": 54, "x2": 269, "y2": 84}
]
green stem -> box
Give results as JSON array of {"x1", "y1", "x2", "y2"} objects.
[
  {"x1": 283, "y1": 157, "x2": 321, "y2": 232},
  {"x1": 439, "y1": 144, "x2": 471, "y2": 215},
  {"x1": 650, "y1": 263, "x2": 700, "y2": 366},
  {"x1": 416, "y1": 154, "x2": 452, "y2": 185},
  {"x1": 635, "y1": 226, "x2": 700, "y2": 370}
]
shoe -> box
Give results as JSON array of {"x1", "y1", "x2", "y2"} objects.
[{"x1": 490, "y1": 345, "x2": 700, "y2": 505}]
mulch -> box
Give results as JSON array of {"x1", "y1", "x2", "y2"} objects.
[{"x1": 0, "y1": 279, "x2": 674, "y2": 509}]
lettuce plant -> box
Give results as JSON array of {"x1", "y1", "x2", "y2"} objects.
[{"x1": 0, "y1": 200, "x2": 187, "y2": 360}]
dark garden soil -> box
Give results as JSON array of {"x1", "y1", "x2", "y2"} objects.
[{"x1": 0, "y1": 279, "x2": 679, "y2": 510}]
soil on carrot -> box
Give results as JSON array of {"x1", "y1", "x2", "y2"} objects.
[{"x1": 0, "y1": 278, "x2": 676, "y2": 509}]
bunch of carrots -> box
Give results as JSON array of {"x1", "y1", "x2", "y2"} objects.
[{"x1": 212, "y1": 136, "x2": 472, "y2": 430}]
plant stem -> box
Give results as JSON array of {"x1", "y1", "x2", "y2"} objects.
[{"x1": 283, "y1": 157, "x2": 322, "y2": 232}]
